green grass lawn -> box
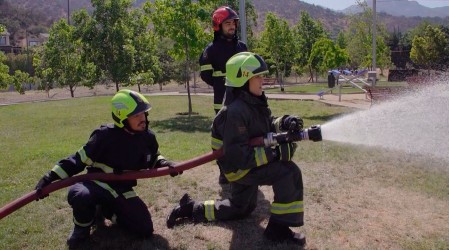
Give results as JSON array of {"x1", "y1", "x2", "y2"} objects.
[{"x1": 0, "y1": 94, "x2": 448, "y2": 249}]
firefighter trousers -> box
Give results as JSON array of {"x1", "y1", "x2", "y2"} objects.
[
  {"x1": 194, "y1": 161, "x2": 304, "y2": 227},
  {"x1": 67, "y1": 181, "x2": 153, "y2": 237}
]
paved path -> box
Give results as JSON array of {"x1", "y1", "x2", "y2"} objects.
[
  {"x1": 266, "y1": 93, "x2": 371, "y2": 110},
  {"x1": 1, "y1": 86, "x2": 371, "y2": 110}
]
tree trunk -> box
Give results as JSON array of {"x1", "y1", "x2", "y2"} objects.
[
  {"x1": 187, "y1": 80, "x2": 192, "y2": 116},
  {"x1": 185, "y1": 41, "x2": 192, "y2": 116},
  {"x1": 69, "y1": 85, "x2": 74, "y2": 98},
  {"x1": 193, "y1": 70, "x2": 197, "y2": 94},
  {"x1": 308, "y1": 66, "x2": 314, "y2": 83},
  {"x1": 115, "y1": 82, "x2": 119, "y2": 92}
]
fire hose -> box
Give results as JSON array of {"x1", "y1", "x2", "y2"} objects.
[{"x1": 0, "y1": 125, "x2": 322, "y2": 220}]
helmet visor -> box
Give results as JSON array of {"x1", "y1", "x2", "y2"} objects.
[{"x1": 128, "y1": 91, "x2": 152, "y2": 117}]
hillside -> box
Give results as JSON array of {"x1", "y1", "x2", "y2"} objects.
[
  {"x1": 1, "y1": 0, "x2": 449, "y2": 45},
  {"x1": 343, "y1": 0, "x2": 449, "y2": 18},
  {"x1": 254, "y1": 0, "x2": 449, "y2": 35},
  {"x1": 253, "y1": 0, "x2": 348, "y2": 37}
]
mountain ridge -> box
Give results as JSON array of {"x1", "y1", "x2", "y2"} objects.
[
  {"x1": 342, "y1": 0, "x2": 449, "y2": 18},
  {"x1": 1, "y1": 0, "x2": 448, "y2": 44}
]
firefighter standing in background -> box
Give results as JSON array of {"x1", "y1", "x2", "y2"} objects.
[
  {"x1": 34, "y1": 89, "x2": 182, "y2": 248},
  {"x1": 168, "y1": 52, "x2": 307, "y2": 246},
  {"x1": 199, "y1": 6, "x2": 248, "y2": 184}
]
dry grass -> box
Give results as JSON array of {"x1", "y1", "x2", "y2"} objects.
[
  {"x1": 67, "y1": 150, "x2": 449, "y2": 250},
  {"x1": 1, "y1": 86, "x2": 448, "y2": 250}
]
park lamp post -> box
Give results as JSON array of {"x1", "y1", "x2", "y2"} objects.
[
  {"x1": 239, "y1": 0, "x2": 247, "y2": 44},
  {"x1": 370, "y1": 0, "x2": 377, "y2": 86}
]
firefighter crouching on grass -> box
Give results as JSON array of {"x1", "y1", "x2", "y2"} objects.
[
  {"x1": 167, "y1": 52, "x2": 307, "y2": 246},
  {"x1": 34, "y1": 89, "x2": 182, "y2": 248}
]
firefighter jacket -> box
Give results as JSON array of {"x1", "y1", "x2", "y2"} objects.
[
  {"x1": 211, "y1": 90, "x2": 278, "y2": 181},
  {"x1": 50, "y1": 124, "x2": 164, "y2": 195},
  {"x1": 199, "y1": 34, "x2": 247, "y2": 111}
]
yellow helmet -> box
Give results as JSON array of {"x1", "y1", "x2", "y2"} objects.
[
  {"x1": 225, "y1": 52, "x2": 268, "y2": 88},
  {"x1": 111, "y1": 89, "x2": 151, "y2": 128}
]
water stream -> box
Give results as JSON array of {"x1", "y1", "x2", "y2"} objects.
[{"x1": 320, "y1": 81, "x2": 449, "y2": 162}]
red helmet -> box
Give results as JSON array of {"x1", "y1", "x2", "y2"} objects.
[{"x1": 212, "y1": 6, "x2": 239, "y2": 32}]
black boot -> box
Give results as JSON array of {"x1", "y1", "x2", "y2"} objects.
[
  {"x1": 166, "y1": 193, "x2": 195, "y2": 228},
  {"x1": 264, "y1": 219, "x2": 306, "y2": 247},
  {"x1": 218, "y1": 170, "x2": 229, "y2": 184},
  {"x1": 66, "y1": 225, "x2": 91, "y2": 248},
  {"x1": 95, "y1": 205, "x2": 117, "y2": 227}
]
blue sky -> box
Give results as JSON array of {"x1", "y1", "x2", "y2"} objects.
[{"x1": 301, "y1": 0, "x2": 449, "y2": 10}]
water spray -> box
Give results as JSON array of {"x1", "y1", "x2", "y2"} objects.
[{"x1": 320, "y1": 82, "x2": 449, "y2": 162}]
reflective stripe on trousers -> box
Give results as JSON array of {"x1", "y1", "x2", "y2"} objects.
[
  {"x1": 271, "y1": 200, "x2": 304, "y2": 214},
  {"x1": 204, "y1": 200, "x2": 215, "y2": 221}
]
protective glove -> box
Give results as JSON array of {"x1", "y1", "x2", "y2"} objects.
[
  {"x1": 35, "y1": 170, "x2": 59, "y2": 200},
  {"x1": 157, "y1": 159, "x2": 182, "y2": 177},
  {"x1": 281, "y1": 115, "x2": 304, "y2": 132},
  {"x1": 275, "y1": 142, "x2": 297, "y2": 161}
]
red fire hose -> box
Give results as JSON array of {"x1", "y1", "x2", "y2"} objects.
[
  {"x1": 0, "y1": 149, "x2": 223, "y2": 220},
  {"x1": 0, "y1": 126, "x2": 322, "y2": 221}
]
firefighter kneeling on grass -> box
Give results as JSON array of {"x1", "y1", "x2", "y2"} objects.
[
  {"x1": 167, "y1": 52, "x2": 307, "y2": 246},
  {"x1": 34, "y1": 89, "x2": 182, "y2": 248}
]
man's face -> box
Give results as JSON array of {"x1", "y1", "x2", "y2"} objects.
[
  {"x1": 127, "y1": 111, "x2": 147, "y2": 132},
  {"x1": 221, "y1": 19, "x2": 237, "y2": 38},
  {"x1": 249, "y1": 75, "x2": 264, "y2": 96}
]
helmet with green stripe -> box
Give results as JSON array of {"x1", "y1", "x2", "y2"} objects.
[
  {"x1": 111, "y1": 89, "x2": 152, "y2": 128},
  {"x1": 225, "y1": 52, "x2": 269, "y2": 88}
]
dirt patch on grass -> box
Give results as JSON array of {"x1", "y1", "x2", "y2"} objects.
[{"x1": 79, "y1": 158, "x2": 448, "y2": 250}]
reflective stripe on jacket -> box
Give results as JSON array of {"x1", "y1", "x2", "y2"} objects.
[
  {"x1": 211, "y1": 91, "x2": 276, "y2": 180},
  {"x1": 199, "y1": 36, "x2": 247, "y2": 108},
  {"x1": 53, "y1": 124, "x2": 162, "y2": 195}
]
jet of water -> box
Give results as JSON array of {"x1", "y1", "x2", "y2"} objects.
[{"x1": 321, "y1": 81, "x2": 449, "y2": 162}]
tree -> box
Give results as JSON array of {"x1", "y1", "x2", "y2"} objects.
[
  {"x1": 370, "y1": 35, "x2": 391, "y2": 75},
  {"x1": 34, "y1": 19, "x2": 90, "y2": 98},
  {"x1": 72, "y1": 0, "x2": 136, "y2": 92},
  {"x1": 292, "y1": 11, "x2": 327, "y2": 82},
  {"x1": 401, "y1": 21, "x2": 433, "y2": 51},
  {"x1": 410, "y1": 25, "x2": 449, "y2": 73},
  {"x1": 12, "y1": 70, "x2": 32, "y2": 94},
  {"x1": 5, "y1": 53, "x2": 31, "y2": 75},
  {"x1": 126, "y1": 8, "x2": 161, "y2": 93},
  {"x1": 144, "y1": 0, "x2": 210, "y2": 115},
  {"x1": 308, "y1": 38, "x2": 349, "y2": 76},
  {"x1": 258, "y1": 13, "x2": 294, "y2": 91},
  {"x1": 33, "y1": 47, "x2": 54, "y2": 97},
  {"x1": 0, "y1": 52, "x2": 13, "y2": 89},
  {"x1": 153, "y1": 37, "x2": 185, "y2": 90},
  {"x1": 439, "y1": 25, "x2": 449, "y2": 68},
  {"x1": 335, "y1": 31, "x2": 347, "y2": 49},
  {"x1": 345, "y1": 4, "x2": 391, "y2": 73}
]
